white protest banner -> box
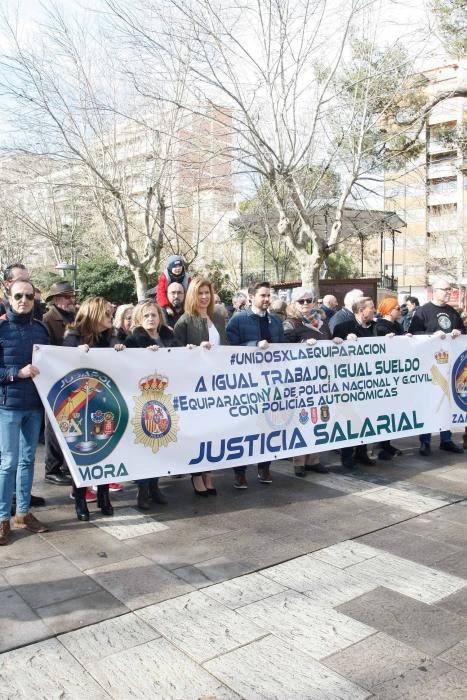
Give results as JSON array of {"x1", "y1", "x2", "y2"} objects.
[{"x1": 33, "y1": 336, "x2": 466, "y2": 487}]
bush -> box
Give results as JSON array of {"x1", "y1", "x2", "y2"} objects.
[{"x1": 76, "y1": 257, "x2": 137, "y2": 303}]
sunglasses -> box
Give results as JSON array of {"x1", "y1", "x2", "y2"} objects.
[
  {"x1": 13, "y1": 292, "x2": 34, "y2": 301},
  {"x1": 436, "y1": 287, "x2": 451, "y2": 292},
  {"x1": 297, "y1": 298, "x2": 315, "y2": 304}
]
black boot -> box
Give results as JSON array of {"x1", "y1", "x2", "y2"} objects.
[
  {"x1": 137, "y1": 483, "x2": 151, "y2": 510},
  {"x1": 97, "y1": 485, "x2": 113, "y2": 516},
  {"x1": 148, "y1": 478, "x2": 168, "y2": 505},
  {"x1": 75, "y1": 488, "x2": 90, "y2": 521}
]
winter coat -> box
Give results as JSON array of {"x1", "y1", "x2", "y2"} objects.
[
  {"x1": 174, "y1": 309, "x2": 227, "y2": 346},
  {"x1": 283, "y1": 317, "x2": 331, "y2": 343},
  {"x1": 374, "y1": 318, "x2": 404, "y2": 336},
  {"x1": 226, "y1": 308, "x2": 285, "y2": 346},
  {"x1": 43, "y1": 305, "x2": 75, "y2": 346},
  {"x1": 156, "y1": 256, "x2": 191, "y2": 308},
  {"x1": 0, "y1": 309, "x2": 49, "y2": 410},
  {"x1": 125, "y1": 324, "x2": 180, "y2": 349},
  {"x1": 63, "y1": 328, "x2": 120, "y2": 349}
]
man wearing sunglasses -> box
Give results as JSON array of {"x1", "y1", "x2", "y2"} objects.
[
  {"x1": 409, "y1": 278, "x2": 464, "y2": 457},
  {"x1": 0, "y1": 280, "x2": 50, "y2": 545},
  {"x1": 0, "y1": 263, "x2": 45, "y2": 323}
]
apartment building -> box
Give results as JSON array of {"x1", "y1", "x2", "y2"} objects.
[
  {"x1": 0, "y1": 105, "x2": 235, "y2": 274},
  {"x1": 384, "y1": 62, "x2": 466, "y2": 302}
]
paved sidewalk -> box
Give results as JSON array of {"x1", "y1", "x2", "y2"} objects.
[{"x1": 1, "y1": 436, "x2": 467, "y2": 698}]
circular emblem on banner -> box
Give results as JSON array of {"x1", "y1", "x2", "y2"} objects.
[
  {"x1": 140, "y1": 400, "x2": 172, "y2": 438},
  {"x1": 47, "y1": 369, "x2": 128, "y2": 465},
  {"x1": 451, "y1": 350, "x2": 467, "y2": 412},
  {"x1": 132, "y1": 372, "x2": 179, "y2": 454}
]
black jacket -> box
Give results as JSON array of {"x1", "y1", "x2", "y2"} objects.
[
  {"x1": 63, "y1": 328, "x2": 119, "y2": 348},
  {"x1": 125, "y1": 325, "x2": 180, "y2": 349},
  {"x1": 374, "y1": 318, "x2": 404, "y2": 336},
  {"x1": 332, "y1": 317, "x2": 375, "y2": 339},
  {"x1": 283, "y1": 317, "x2": 331, "y2": 343}
]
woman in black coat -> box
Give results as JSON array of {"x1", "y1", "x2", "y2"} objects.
[
  {"x1": 283, "y1": 288, "x2": 342, "y2": 477},
  {"x1": 125, "y1": 301, "x2": 180, "y2": 509},
  {"x1": 63, "y1": 296, "x2": 125, "y2": 521}
]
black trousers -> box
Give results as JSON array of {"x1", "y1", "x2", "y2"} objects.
[
  {"x1": 341, "y1": 445, "x2": 368, "y2": 460},
  {"x1": 44, "y1": 416, "x2": 68, "y2": 475},
  {"x1": 233, "y1": 461, "x2": 270, "y2": 475}
]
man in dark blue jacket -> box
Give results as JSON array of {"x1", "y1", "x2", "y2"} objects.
[
  {"x1": 226, "y1": 281, "x2": 285, "y2": 488},
  {"x1": 0, "y1": 280, "x2": 49, "y2": 545}
]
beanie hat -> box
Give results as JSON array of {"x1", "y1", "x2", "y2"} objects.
[
  {"x1": 167, "y1": 256, "x2": 185, "y2": 274},
  {"x1": 378, "y1": 297, "x2": 398, "y2": 316}
]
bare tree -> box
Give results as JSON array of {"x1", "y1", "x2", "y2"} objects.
[
  {"x1": 104, "y1": 0, "x2": 458, "y2": 291},
  {"x1": 0, "y1": 5, "x2": 203, "y2": 298}
]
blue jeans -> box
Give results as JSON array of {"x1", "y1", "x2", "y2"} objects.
[
  {"x1": 0, "y1": 409, "x2": 42, "y2": 520},
  {"x1": 420, "y1": 430, "x2": 452, "y2": 445}
]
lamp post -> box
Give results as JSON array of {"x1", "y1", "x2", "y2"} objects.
[{"x1": 55, "y1": 261, "x2": 77, "y2": 292}]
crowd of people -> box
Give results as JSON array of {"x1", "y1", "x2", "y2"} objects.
[{"x1": 0, "y1": 256, "x2": 465, "y2": 546}]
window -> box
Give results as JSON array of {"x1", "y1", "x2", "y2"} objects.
[{"x1": 428, "y1": 178, "x2": 457, "y2": 194}]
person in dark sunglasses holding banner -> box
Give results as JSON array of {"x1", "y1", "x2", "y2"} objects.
[
  {"x1": 0, "y1": 280, "x2": 50, "y2": 545},
  {"x1": 283, "y1": 287, "x2": 342, "y2": 477}
]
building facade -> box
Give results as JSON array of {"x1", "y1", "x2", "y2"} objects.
[{"x1": 384, "y1": 62, "x2": 467, "y2": 303}]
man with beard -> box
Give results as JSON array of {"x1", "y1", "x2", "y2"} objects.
[{"x1": 161, "y1": 282, "x2": 185, "y2": 328}]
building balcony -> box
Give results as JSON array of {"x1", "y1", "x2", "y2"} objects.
[
  {"x1": 427, "y1": 162, "x2": 457, "y2": 180},
  {"x1": 427, "y1": 190, "x2": 459, "y2": 206}
]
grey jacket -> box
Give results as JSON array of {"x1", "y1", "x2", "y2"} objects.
[{"x1": 173, "y1": 310, "x2": 227, "y2": 346}]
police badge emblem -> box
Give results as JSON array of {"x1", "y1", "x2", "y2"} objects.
[{"x1": 132, "y1": 372, "x2": 179, "y2": 453}]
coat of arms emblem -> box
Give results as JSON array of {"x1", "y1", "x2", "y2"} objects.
[{"x1": 132, "y1": 372, "x2": 179, "y2": 453}]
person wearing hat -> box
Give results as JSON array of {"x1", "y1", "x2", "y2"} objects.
[
  {"x1": 156, "y1": 256, "x2": 191, "y2": 316},
  {"x1": 42, "y1": 281, "x2": 76, "y2": 485},
  {"x1": 43, "y1": 281, "x2": 76, "y2": 346}
]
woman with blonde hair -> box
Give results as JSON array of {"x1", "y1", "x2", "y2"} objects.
[
  {"x1": 63, "y1": 297, "x2": 125, "y2": 520},
  {"x1": 114, "y1": 304, "x2": 134, "y2": 343},
  {"x1": 174, "y1": 277, "x2": 227, "y2": 495},
  {"x1": 125, "y1": 300, "x2": 180, "y2": 509}
]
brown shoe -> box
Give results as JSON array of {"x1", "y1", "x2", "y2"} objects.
[
  {"x1": 257, "y1": 467, "x2": 272, "y2": 484},
  {"x1": 14, "y1": 512, "x2": 48, "y2": 533},
  {"x1": 0, "y1": 520, "x2": 11, "y2": 545}
]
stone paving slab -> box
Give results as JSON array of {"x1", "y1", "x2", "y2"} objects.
[
  {"x1": 323, "y1": 631, "x2": 432, "y2": 692},
  {"x1": 85, "y1": 555, "x2": 195, "y2": 610},
  {"x1": 338, "y1": 586, "x2": 467, "y2": 656},
  {"x1": 204, "y1": 635, "x2": 371, "y2": 700},
  {"x1": 0, "y1": 436, "x2": 466, "y2": 698}
]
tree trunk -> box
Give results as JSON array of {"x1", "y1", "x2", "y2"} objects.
[
  {"x1": 133, "y1": 266, "x2": 149, "y2": 301},
  {"x1": 300, "y1": 261, "x2": 320, "y2": 295}
]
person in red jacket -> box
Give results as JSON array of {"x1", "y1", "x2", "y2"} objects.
[{"x1": 156, "y1": 256, "x2": 191, "y2": 319}]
